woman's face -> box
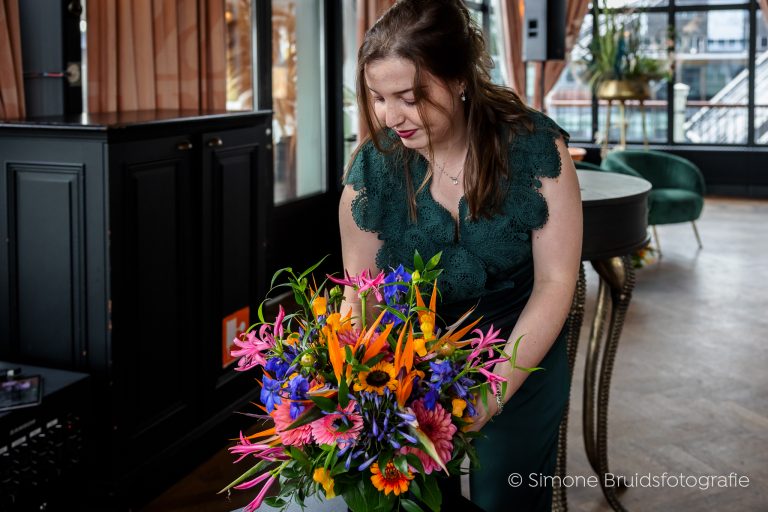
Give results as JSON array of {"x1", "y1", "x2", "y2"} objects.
[{"x1": 364, "y1": 57, "x2": 465, "y2": 154}]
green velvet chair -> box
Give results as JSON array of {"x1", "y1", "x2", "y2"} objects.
[
  {"x1": 574, "y1": 161, "x2": 604, "y2": 171},
  {"x1": 601, "y1": 149, "x2": 705, "y2": 255}
]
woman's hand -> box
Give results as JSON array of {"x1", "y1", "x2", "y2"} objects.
[{"x1": 465, "y1": 390, "x2": 500, "y2": 432}]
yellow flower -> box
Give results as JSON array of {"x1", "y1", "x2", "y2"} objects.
[
  {"x1": 370, "y1": 461, "x2": 413, "y2": 496},
  {"x1": 353, "y1": 361, "x2": 397, "y2": 395},
  {"x1": 413, "y1": 337, "x2": 427, "y2": 357},
  {"x1": 285, "y1": 332, "x2": 300, "y2": 345},
  {"x1": 313, "y1": 467, "x2": 335, "y2": 499},
  {"x1": 451, "y1": 398, "x2": 467, "y2": 417},
  {"x1": 312, "y1": 296, "x2": 328, "y2": 317}
]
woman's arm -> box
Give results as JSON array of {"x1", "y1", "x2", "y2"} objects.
[
  {"x1": 338, "y1": 184, "x2": 384, "y2": 322},
  {"x1": 469, "y1": 137, "x2": 582, "y2": 429}
]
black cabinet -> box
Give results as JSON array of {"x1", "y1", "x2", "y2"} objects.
[{"x1": 0, "y1": 110, "x2": 272, "y2": 506}]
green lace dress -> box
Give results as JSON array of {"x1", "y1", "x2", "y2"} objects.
[{"x1": 345, "y1": 111, "x2": 571, "y2": 512}]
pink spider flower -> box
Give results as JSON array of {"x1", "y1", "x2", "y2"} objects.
[
  {"x1": 230, "y1": 324, "x2": 276, "y2": 372},
  {"x1": 476, "y1": 366, "x2": 508, "y2": 396},
  {"x1": 311, "y1": 401, "x2": 363, "y2": 447},
  {"x1": 327, "y1": 269, "x2": 385, "y2": 302},
  {"x1": 239, "y1": 474, "x2": 277, "y2": 512},
  {"x1": 228, "y1": 431, "x2": 288, "y2": 464},
  {"x1": 467, "y1": 325, "x2": 505, "y2": 365}
]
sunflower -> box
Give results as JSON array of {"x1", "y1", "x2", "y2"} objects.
[
  {"x1": 370, "y1": 461, "x2": 414, "y2": 496},
  {"x1": 353, "y1": 361, "x2": 397, "y2": 395}
]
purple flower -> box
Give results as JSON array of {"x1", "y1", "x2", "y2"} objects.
[
  {"x1": 429, "y1": 360, "x2": 456, "y2": 387},
  {"x1": 259, "y1": 376, "x2": 282, "y2": 413},
  {"x1": 383, "y1": 265, "x2": 411, "y2": 304},
  {"x1": 265, "y1": 357, "x2": 290, "y2": 379},
  {"x1": 287, "y1": 375, "x2": 309, "y2": 400}
]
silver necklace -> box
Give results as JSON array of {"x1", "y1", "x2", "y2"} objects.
[{"x1": 437, "y1": 162, "x2": 463, "y2": 186}]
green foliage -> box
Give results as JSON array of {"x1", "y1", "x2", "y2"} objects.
[{"x1": 579, "y1": 1, "x2": 672, "y2": 87}]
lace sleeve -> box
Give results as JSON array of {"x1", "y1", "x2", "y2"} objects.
[
  {"x1": 509, "y1": 111, "x2": 571, "y2": 232},
  {"x1": 343, "y1": 141, "x2": 401, "y2": 234}
]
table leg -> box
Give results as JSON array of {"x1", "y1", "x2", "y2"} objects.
[
  {"x1": 552, "y1": 264, "x2": 587, "y2": 512},
  {"x1": 583, "y1": 255, "x2": 635, "y2": 512}
]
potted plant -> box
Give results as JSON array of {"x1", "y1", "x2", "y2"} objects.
[{"x1": 579, "y1": 2, "x2": 671, "y2": 101}]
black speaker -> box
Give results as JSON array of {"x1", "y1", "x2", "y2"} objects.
[{"x1": 523, "y1": 0, "x2": 567, "y2": 61}]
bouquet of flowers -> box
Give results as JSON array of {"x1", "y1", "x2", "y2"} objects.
[{"x1": 221, "y1": 252, "x2": 534, "y2": 512}]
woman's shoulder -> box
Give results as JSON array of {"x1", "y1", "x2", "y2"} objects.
[{"x1": 505, "y1": 109, "x2": 569, "y2": 181}]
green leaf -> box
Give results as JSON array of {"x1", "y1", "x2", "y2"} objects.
[
  {"x1": 338, "y1": 373, "x2": 350, "y2": 409},
  {"x1": 270, "y1": 266, "x2": 292, "y2": 289},
  {"x1": 409, "y1": 478, "x2": 422, "y2": 500},
  {"x1": 257, "y1": 300, "x2": 266, "y2": 324},
  {"x1": 414, "y1": 250, "x2": 424, "y2": 271},
  {"x1": 420, "y1": 476, "x2": 442, "y2": 512},
  {"x1": 324, "y1": 446, "x2": 337, "y2": 469},
  {"x1": 264, "y1": 496, "x2": 287, "y2": 508},
  {"x1": 378, "y1": 450, "x2": 392, "y2": 473},
  {"x1": 309, "y1": 395, "x2": 338, "y2": 413},
  {"x1": 425, "y1": 251, "x2": 442, "y2": 271},
  {"x1": 401, "y1": 499, "x2": 425, "y2": 512},
  {"x1": 287, "y1": 405, "x2": 325, "y2": 430},
  {"x1": 345, "y1": 345, "x2": 355, "y2": 364},
  {"x1": 298, "y1": 255, "x2": 329, "y2": 281},
  {"x1": 289, "y1": 446, "x2": 311, "y2": 470},
  {"x1": 217, "y1": 460, "x2": 269, "y2": 494},
  {"x1": 393, "y1": 455, "x2": 410, "y2": 476},
  {"x1": 405, "y1": 453, "x2": 424, "y2": 475}
]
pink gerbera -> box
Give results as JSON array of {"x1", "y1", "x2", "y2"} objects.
[
  {"x1": 311, "y1": 401, "x2": 363, "y2": 446},
  {"x1": 403, "y1": 399, "x2": 457, "y2": 474},
  {"x1": 271, "y1": 401, "x2": 313, "y2": 446}
]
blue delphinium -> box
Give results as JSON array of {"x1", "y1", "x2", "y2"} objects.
[
  {"x1": 381, "y1": 265, "x2": 412, "y2": 326},
  {"x1": 259, "y1": 375, "x2": 282, "y2": 413},
  {"x1": 287, "y1": 374, "x2": 309, "y2": 420}
]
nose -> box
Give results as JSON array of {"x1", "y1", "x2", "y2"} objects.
[{"x1": 384, "y1": 102, "x2": 403, "y2": 129}]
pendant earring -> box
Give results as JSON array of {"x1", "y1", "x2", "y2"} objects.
[{"x1": 461, "y1": 91, "x2": 466, "y2": 102}]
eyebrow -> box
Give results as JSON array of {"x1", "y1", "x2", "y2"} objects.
[{"x1": 368, "y1": 87, "x2": 414, "y2": 96}]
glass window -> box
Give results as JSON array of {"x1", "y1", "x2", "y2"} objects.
[
  {"x1": 341, "y1": 0, "x2": 359, "y2": 165},
  {"x1": 676, "y1": 0, "x2": 745, "y2": 5},
  {"x1": 225, "y1": 0, "x2": 253, "y2": 111},
  {"x1": 596, "y1": 11, "x2": 670, "y2": 144},
  {"x1": 272, "y1": 0, "x2": 327, "y2": 203},
  {"x1": 547, "y1": 14, "x2": 595, "y2": 141},
  {"x1": 675, "y1": 10, "x2": 749, "y2": 144},
  {"x1": 756, "y1": 11, "x2": 768, "y2": 145}
]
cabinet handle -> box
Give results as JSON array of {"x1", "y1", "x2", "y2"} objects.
[
  {"x1": 177, "y1": 141, "x2": 193, "y2": 151},
  {"x1": 207, "y1": 137, "x2": 224, "y2": 147}
]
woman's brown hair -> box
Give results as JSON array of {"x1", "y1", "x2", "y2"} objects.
[{"x1": 353, "y1": 0, "x2": 535, "y2": 220}]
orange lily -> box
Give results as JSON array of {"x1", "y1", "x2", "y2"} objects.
[
  {"x1": 362, "y1": 322, "x2": 393, "y2": 364},
  {"x1": 393, "y1": 322, "x2": 415, "y2": 374}
]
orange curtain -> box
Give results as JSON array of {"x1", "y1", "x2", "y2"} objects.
[
  {"x1": 356, "y1": 0, "x2": 395, "y2": 142},
  {"x1": 760, "y1": 0, "x2": 768, "y2": 26},
  {"x1": 87, "y1": 0, "x2": 226, "y2": 113},
  {"x1": 533, "y1": 0, "x2": 591, "y2": 110},
  {"x1": 499, "y1": 0, "x2": 526, "y2": 96},
  {"x1": 0, "y1": 0, "x2": 25, "y2": 119}
]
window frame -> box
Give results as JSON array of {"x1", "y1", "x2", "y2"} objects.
[{"x1": 569, "y1": 0, "x2": 763, "y2": 146}]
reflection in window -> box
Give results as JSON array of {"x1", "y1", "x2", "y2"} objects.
[
  {"x1": 756, "y1": 12, "x2": 768, "y2": 145},
  {"x1": 225, "y1": 0, "x2": 253, "y2": 111},
  {"x1": 547, "y1": 13, "x2": 594, "y2": 141},
  {"x1": 272, "y1": 0, "x2": 327, "y2": 203},
  {"x1": 676, "y1": 10, "x2": 749, "y2": 144}
]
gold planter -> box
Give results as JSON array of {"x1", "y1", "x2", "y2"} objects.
[{"x1": 596, "y1": 80, "x2": 651, "y2": 101}]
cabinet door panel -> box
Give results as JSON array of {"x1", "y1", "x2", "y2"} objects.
[
  {"x1": 201, "y1": 126, "x2": 267, "y2": 411},
  {"x1": 5, "y1": 164, "x2": 85, "y2": 365},
  {"x1": 109, "y1": 139, "x2": 197, "y2": 464}
]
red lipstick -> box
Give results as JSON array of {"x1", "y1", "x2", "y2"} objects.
[{"x1": 396, "y1": 129, "x2": 417, "y2": 139}]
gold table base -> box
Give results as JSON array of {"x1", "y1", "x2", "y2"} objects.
[{"x1": 552, "y1": 256, "x2": 635, "y2": 512}]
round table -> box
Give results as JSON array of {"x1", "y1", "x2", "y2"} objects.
[{"x1": 553, "y1": 171, "x2": 651, "y2": 512}]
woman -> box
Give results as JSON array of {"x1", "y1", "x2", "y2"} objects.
[{"x1": 338, "y1": 1, "x2": 582, "y2": 510}]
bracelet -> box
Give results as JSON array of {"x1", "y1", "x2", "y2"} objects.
[{"x1": 493, "y1": 386, "x2": 504, "y2": 417}]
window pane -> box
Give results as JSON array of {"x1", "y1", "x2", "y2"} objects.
[
  {"x1": 756, "y1": 10, "x2": 768, "y2": 145},
  {"x1": 676, "y1": 0, "x2": 745, "y2": 5},
  {"x1": 675, "y1": 10, "x2": 749, "y2": 144},
  {"x1": 547, "y1": 14, "x2": 594, "y2": 141},
  {"x1": 272, "y1": 0, "x2": 327, "y2": 203},
  {"x1": 341, "y1": 0, "x2": 358, "y2": 165},
  {"x1": 225, "y1": 0, "x2": 253, "y2": 111},
  {"x1": 601, "y1": 0, "x2": 668, "y2": 7},
  {"x1": 596, "y1": 12, "x2": 670, "y2": 144}
]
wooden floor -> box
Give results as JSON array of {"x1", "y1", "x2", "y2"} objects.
[{"x1": 141, "y1": 197, "x2": 768, "y2": 512}]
